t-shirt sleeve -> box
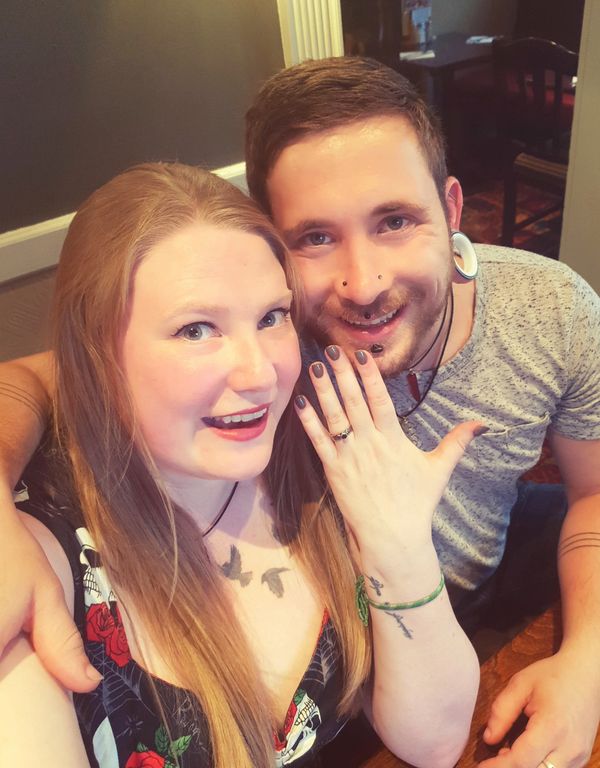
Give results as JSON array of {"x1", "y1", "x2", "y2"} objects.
[{"x1": 551, "y1": 270, "x2": 600, "y2": 439}]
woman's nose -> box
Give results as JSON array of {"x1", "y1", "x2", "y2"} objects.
[{"x1": 228, "y1": 336, "x2": 278, "y2": 393}]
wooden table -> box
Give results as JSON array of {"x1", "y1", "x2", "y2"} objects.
[
  {"x1": 397, "y1": 32, "x2": 495, "y2": 170},
  {"x1": 397, "y1": 32, "x2": 493, "y2": 117},
  {"x1": 359, "y1": 604, "x2": 600, "y2": 767}
]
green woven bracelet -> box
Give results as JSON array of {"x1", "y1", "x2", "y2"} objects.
[{"x1": 355, "y1": 572, "x2": 445, "y2": 627}]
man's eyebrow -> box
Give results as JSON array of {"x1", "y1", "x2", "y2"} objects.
[
  {"x1": 371, "y1": 201, "x2": 429, "y2": 217},
  {"x1": 281, "y1": 220, "x2": 330, "y2": 242}
]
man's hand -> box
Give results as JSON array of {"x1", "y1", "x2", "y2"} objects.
[
  {"x1": 1, "y1": 504, "x2": 101, "y2": 692},
  {"x1": 479, "y1": 652, "x2": 600, "y2": 767}
]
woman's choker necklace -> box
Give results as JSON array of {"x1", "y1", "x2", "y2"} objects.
[
  {"x1": 202, "y1": 481, "x2": 239, "y2": 537},
  {"x1": 397, "y1": 290, "x2": 454, "y2": 420}
]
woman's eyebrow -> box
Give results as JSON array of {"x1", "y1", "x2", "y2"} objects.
[{"x1": 167, "y1": 290, "x2": 294, "y2": 320}]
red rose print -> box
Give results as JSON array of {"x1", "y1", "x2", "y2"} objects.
[
  {"x1": 125, "y1": 750, "x2": 166, "y2": 768},
  {"x1": 105, "y1": 620, "x2": 131, "y2": 667},
  {"x1": 86, "y1": 603, "x2": 115, "y2": 642},
  {"x1": 86, "y1": 602, "x2": 131, "y2": 666},
  {"x1": 281, "y1": 699, "x2": 297, "y2": 737}
]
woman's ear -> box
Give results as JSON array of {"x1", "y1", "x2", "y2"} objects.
[{"x1": 444, "y1": 177, "x2": 464, "y2": 231}]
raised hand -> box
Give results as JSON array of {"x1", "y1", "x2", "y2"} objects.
[
  {"x1": 479, "y1": 652, "x2": 600, "y2": 768},
  {"x1": 294, "y1": 345, "x2": 486, "y2": 557}
]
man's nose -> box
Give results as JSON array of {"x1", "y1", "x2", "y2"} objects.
[
  {"x1": 335, "y1": 238, "x2": 392, "y2": 306},
  {"x1": 228, "y1": 335, "x2": 278, "y2": 393}
]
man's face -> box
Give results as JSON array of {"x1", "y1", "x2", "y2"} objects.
[{"x1": 266, "y1": 116, "x2": 462, "y2": 375}]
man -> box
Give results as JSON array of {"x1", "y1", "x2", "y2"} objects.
[{"x1": 1, "y1": 58, "x2": 600, "y2": 767}]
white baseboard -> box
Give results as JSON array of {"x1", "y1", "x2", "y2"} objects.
[{"x1": 0, "y1": 161, "x2": 248, "y2": 284}]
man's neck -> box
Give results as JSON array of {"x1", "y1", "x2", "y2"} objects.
[{"x1": 443, "y1": 279, "x2": 476, "y2": 366}]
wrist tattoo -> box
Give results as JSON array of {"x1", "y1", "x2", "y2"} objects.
[
  {"x1": 385, "y1": 611, "x2": 414, "y2": 639},
  {"x1": 367, "y1": 576, "x2": 384, "y2": 596},
  {"x1": 558, "y1": 531, "x2": 600, "y2": 559},
  {"x1": 0, "y1": 381, "x2": 47, "y2": 426}
]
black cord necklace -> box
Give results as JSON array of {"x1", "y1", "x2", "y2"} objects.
[
  {"x1": 202, "y1": 481, "x2": 239, "y2": 537},
  {"x1": 397, "y1": 289, "x2": 454, "y2": 420},
  {"x1": 405, "y1": 294, "x2": 450, "y2": 401}
]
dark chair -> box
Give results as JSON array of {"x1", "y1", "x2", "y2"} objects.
[{"x1": 492, "y1": 37, "x2": 578, "y2": 248}]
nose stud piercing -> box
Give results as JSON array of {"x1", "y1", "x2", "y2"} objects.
[{"x1": 342, "y1": 274, "x2": 382, "y2": 288}]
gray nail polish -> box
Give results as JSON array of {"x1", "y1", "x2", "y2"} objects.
[
  {"x1": 325, "y1": 345, "x2": 340, "y2": 360},
  {"x1": 355, "y1": 350, "x2": 368, "y2": 365},
  {"x1": 312, "y1": 362, "x2": 324, "y2": 378}
]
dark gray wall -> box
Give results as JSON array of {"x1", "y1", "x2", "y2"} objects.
[{"x1": 1, "y1": 0, "x2": 284, "y2": 233}]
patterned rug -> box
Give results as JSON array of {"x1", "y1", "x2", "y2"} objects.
[{"x1": 462, "y1": 180, "x2": 562, "y2": 483}]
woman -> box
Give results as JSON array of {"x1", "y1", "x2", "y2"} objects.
[{"x1": 0, "y1": 163, "x2": 480, "y2": 768}]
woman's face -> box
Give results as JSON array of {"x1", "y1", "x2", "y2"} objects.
[{"x1": 121, "y1": 221, "x2": 301, "y2": 484}]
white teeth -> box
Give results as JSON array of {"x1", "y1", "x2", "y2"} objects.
[
  {"x1": 348, "y1": 309, "x2": 398, "y2": 328},
  {"x1": 214, "y1": 407, "x2": 267, "y2": 426},
  {"x1": 241, "y1": 409, "x2": 266, "y2": 422}
]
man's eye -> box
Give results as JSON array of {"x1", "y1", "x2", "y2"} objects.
[
  {"x1": 174, "y1": 322, "x2": 217, "y2": 341},
  {"x1": 258, "y1": 308, "x2": 291, "y2": 329},
  {"x1": 300, "y1": 232, "x2": 332, "y2": 247},
  {"x1": 379, "y1": 215, "x2": 408, "y2": 233}
]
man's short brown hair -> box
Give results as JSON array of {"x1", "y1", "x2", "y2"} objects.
[{"x1": 245, "y1": 56, "x2": 448, "y2": 214}]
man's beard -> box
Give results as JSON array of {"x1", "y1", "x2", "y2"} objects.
[{"x1": 305, "y1": 284, "x2": 451, "y2": 378}]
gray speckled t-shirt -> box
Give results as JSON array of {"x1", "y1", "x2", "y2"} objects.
[{"x1": 301, "y1": 245, "x2": 600, "y2": 590}]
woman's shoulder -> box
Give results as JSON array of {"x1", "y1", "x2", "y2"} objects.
[{"x1": 15, "y1": 442, "x2": 86, "y2": 612}]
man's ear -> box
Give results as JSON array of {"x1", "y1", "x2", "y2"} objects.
[{"x1": 444, "y1": 177, "x2": 463, "y2": 231}]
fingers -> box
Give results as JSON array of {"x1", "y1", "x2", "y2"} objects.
[
  {"x1": 294, "y1": 394, "x2": 338, "y2": 465},
  {"x1": 432, "y1": 421, "x2": 489, "y2": 484},
  {"x1": 30, "y1": 585, "x2": 101, "y2": 693},
  {"x1": 479, "y1": 721, "x2": 559, "y2": 768},
  {"x1": 485, "y1": 674, "x2": 532, "y2": 745},
  {"x1": 352, "y1": 349, "x2": 402, "y2": 435},
  {"x1": 305, "y1": 346, "x2": 398, "y2": 436},
  {"x1": 310, "y1": 346, "x2": 373, "y2": 437}
]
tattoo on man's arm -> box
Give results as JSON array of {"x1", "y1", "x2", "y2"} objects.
[
  {"x1": 385, "y1": 611, "x2": 413, "y2": 639},
  {"x1": 0, "y1": 381, "x2": 47, "y2": 426},
  {"x1": 559, "y1": 532, "x2": 600, "y2": 559}
]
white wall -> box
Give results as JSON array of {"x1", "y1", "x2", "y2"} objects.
[{"x1": 560, "y1": 0, "x2": 600, "y2": 293}]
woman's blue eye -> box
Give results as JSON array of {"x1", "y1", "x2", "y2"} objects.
[
  {"x1": 258, "y1": 308, "x2": 291, "y2": 329},
  {"x1": 175, "y1": 322, "x2": 217, "y2": 341}
]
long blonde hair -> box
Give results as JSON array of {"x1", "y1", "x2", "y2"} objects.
[{"x1": 51, "y1": 163, "x2": 371, "y2": 768}]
